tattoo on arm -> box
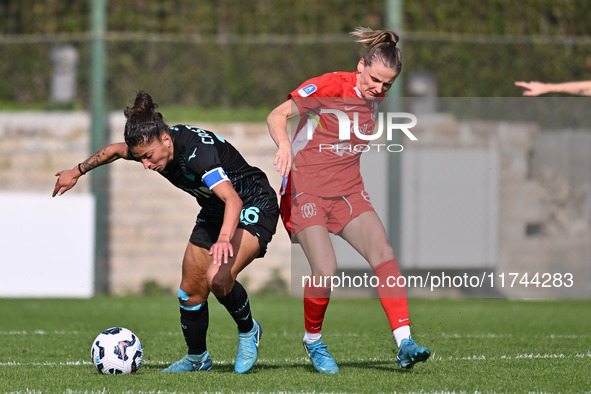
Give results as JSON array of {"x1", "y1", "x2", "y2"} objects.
[
  {"x1": 80, "y1": 146, "x2": 122, "y2": 173},
  {"x1": 80, "y1": 152, "x2": 102, "y2": 173}
]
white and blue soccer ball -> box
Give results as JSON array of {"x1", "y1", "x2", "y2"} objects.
[{"x1": 91, "y1": 327, "x2": 143, "y2": 374}]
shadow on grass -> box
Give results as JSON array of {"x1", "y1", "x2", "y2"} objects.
[
  {"x1": 253, "y1": 359, "x2": 412, "y2": 374},
  {"x1": 142, "y1": 359, "x2": 424, "y2": 374}
]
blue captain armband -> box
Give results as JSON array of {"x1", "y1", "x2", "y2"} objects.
[{"x1": 202, "y1": 167, "x2": 230, "y2": 189}]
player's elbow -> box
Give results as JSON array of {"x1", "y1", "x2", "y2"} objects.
[
  {"x1": 225, "y1": 193, "x2": 243, "y2": 212},
  {"x1": 266, "y1": 111, "x2": 281, "y2": 132},
  {"x1": 267, "y1": 103, "x2": 290, "y2": 130}
]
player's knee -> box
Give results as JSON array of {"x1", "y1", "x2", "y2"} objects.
[
  {"x1": 177, "y1": 287, "x2": 206, "y2": 308},
  {"x1": 310, "y1": 265, "x2": 337, "y2": 278},
  {"x1": 374, "y1": 244, "x2": 395, "y2": 264},
  {"x1": 207, "y1": 274, "x2": 234, "y2": 297}
]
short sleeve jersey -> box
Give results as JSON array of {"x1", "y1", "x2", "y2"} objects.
[
  {"x1": 143, "y1": 125, "x2": 272, "y2": 221},
  {"x1": 287, "y1": 71, "x2": 381, "y2": 197}
]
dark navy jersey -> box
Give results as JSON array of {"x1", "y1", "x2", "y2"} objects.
[{"x1": 134, "y1": 124, "x2": 276, "y2": 222}]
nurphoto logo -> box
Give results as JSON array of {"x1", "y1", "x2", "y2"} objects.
[{"x1": 305, "y1": 109, "x2": 418, "y2": 154}]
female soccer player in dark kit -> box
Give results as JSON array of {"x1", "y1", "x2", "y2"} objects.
[
  {"x1": 266, "y1": 27, "x2": 431, "y2": 373},
  {"x1": 53, "y1": 90, "x2": 279, "y2": 374}
]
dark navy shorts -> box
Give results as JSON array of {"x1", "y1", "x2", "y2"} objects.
[{"x1": 189, "y1": 193, "x2": 279, "y2": 258}]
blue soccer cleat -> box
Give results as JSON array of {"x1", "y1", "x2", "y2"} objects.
[
  {"x1": 396, "y1": 338, "x2": 430, "y2": 369},
  {"x1": 234, "y1": 319, "x2": 262, "y2": 374},
  {"x1": 303, "y1": 338, "x2": 340, "y2": 374},
  {"x1": 162, "y1": 352, "x2": 212, "y2": 373}
]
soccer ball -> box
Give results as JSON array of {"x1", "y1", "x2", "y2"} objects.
[{"x1": 91, "y1": 327, "x2": 143, "y2": 374}]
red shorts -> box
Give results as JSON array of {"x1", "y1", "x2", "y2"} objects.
[{"x1": 281, "y1": 190, "x2": 375, "y2": 239}]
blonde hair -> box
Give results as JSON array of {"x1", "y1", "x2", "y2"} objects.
[{"x1": 350, "y1": 26, "x2": 402, "y2": 73}]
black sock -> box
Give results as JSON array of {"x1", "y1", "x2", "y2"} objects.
[
  {"x1": 180, "y1": 302, "x2": 209, "y2": 355},
  {"x1": 216, "y1": 281, "x2": 254, "y2": 333}
]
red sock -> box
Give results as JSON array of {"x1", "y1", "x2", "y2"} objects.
[
  {"x1": 373, "y1": 259, "x2": 410, "y2": 331},
  {"x1": 303, "y1": 283, "x2": 331, "y2": 333}
]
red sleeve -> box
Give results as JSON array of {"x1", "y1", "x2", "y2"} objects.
[{"x1": 288, "y1": 73, "x2": 344, "y2": 99}]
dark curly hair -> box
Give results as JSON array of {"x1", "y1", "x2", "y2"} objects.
[{"x1": 123, "y1": 90, "x2": 169, "y2": 147}]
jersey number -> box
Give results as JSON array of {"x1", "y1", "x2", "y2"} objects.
[{"x1": 240, "y1": 207, "x2": 260, "y2": 225}]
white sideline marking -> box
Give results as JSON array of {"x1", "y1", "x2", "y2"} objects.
[
  {"x1": 429, "y1": 352, "x2": 591, "y2": 361},
  {"x1": 0, "y1": 330, "x2": 81, "y2": 335},
  {"x1": 0, "y1": 361, "x2": 93, "y2": 366},
  {"x1": 441, "y1": 333, "x2": 588, "y2": 339},
  {"x1": 0, "y1": 330, "x2": 179, "y2": 336}
]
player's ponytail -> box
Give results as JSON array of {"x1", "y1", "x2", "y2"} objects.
[
  {"x1": 350, "y1": 26, "x2": 402, "y2": 74},
  {"x1": 124, "y1": 90, "x2": 169, "y2": 147}
]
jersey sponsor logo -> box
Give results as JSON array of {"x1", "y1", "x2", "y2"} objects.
[
  {"x1": 302, "y1": 107, "x2": 327, "y2": 132},
  {"x1": 298, "y1": 84, "x2": 317, "y2": 97},
  {"x1": 300, "y1": 202, "x2": 317, "y2": 219}
]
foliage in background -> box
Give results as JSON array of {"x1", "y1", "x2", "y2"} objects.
[
  {"x1": 1, "y1": 0, "x2": 591, "y2": 108},
  {"x1": 254, "y1": 268, "x2": 289, "y2": 297}
]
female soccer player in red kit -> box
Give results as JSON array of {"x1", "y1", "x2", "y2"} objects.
[{"x1": 267, "y1": 27, "x2": 430, "y2": 373}]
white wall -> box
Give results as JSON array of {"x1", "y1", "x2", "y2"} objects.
[{"x1": 0, "y1": 192, "x2": 94, "y2": 297}]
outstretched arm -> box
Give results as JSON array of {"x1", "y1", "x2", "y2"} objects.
[
  {"x1": 515, "y1": 80, "x2": 591, "y2": 96},
  {"x1": 52, "y1": 142, "x2": 131, "y2": 197},
  {"x1": 267, "y1": 99, "x2": 299, "y2": 177}
]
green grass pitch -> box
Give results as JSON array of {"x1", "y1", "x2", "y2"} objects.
[{"x1": 0, "y1": 296, "x2": 589, "y2": 392}]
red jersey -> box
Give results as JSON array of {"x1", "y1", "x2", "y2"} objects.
[{"x1": 284, "y1": 71, "x2": 381, "y2": 197}]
